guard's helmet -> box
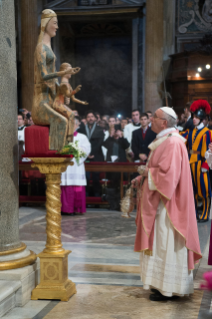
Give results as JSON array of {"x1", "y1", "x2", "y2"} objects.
[{"x1": 190, "y1": 100, "x2": 211, "y2": 120}]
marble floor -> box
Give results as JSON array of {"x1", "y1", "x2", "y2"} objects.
[{"x1": 2, "y1": 206, "x2": 212, "y2": 319}]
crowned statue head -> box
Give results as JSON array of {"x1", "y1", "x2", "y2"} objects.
[{"x1": 38, "y1": 9, "x2": 58, "y2": 45}]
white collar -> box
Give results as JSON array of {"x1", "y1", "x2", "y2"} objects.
[
  {"x1": 156, "y1": 127, "x2": 176, "y2": 139},
  {"x1": 196, "y1": 123, "x2": 204, "y2": 130},
  {"x1": 142, "y1": 126, "x2": 148, "y2": 133},
  {"x1": 149, "y1": 128, "x2": 185, "y2": 152},
  {"x1": 149, "y1": 123, "x2": 151, "y2": 127}
]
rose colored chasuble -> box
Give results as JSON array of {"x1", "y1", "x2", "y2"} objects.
[{"x1": 134, "y1": 129, "x2": 202, "y2": 295}]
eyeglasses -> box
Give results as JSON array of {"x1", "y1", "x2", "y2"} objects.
[{"x1": 153, "y1": 113, "x2": 166, "y2": 120}]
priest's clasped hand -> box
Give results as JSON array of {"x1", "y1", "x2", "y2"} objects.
[
  {"x1": 137, "y1": 165, "x2": 149, "y2": 177},
  {"x1": 142, "y1": 167, "x2": 149, "y2": 177},
  {"x1": 131, "y1": 178, "x2": 137, "y2": 188}
]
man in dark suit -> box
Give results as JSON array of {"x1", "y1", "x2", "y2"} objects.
[
  {"x1": 80, "y1": 110, "x2": 104, "y2": 196},
  {"x1": 132, "y1": 113, "x2": 156, "y2": 162},
  {"x1": 102, "y1": 126, "x2": 129, "y2": 163},
  {"x1": 184, "y1": 102, "x2": 195, "y2": 131}
]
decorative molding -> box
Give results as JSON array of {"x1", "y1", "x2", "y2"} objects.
[
  {"x1": 45, "y1": 0, "x2": 145, "y2": 9},
  {"x1": 79, "y1": 23, "x2": 124, "y2": 35},
  {"x1": 178, "y1": 0, "x2": 212, "y2": 34},
  {"x1": 0, "y1": 250, "x2": 37, "y2": 270},
  {"x1": 0, "y1": 242, "x2": 26, "y2": 256}
]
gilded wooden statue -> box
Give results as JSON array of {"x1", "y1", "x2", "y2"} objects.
[
  {"x1": 31, "y1": 9, "x2": 80, "y2": 151},
  {"x1": 53, "y1": 62, "x2": 88, "y2": 138}
]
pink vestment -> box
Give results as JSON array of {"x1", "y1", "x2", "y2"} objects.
[{"x1": 134, "y1": 134, "x2": 202, "y2": 270}]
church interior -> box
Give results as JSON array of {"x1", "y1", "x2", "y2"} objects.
[{"x1": 1, "y1": 0, "x2": 212, "y2": 318}]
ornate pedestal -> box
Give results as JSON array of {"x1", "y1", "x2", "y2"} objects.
[{"x1": 30, "y1": 158, "x2": 76, "y2": 301}]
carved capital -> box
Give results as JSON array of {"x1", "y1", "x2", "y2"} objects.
[{"x1": 30, "y1": 157, "x2": 74, "y2": 174}]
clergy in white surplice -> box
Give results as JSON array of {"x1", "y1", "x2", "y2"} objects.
[
  {"x1": 132, "y1": 107, "x2": 202, "y2": 301},
  {"x1": 61, "y1": 117, "x2": 91, "y2": 215}
]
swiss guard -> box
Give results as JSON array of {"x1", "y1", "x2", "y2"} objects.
[{"x1": 182, "y1": 99, "x2": 212, "y2": 222}]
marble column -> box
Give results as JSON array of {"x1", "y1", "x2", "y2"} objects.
[
  {"x1": 145, "y1": 0, "x2": 164, "y2": 112},
  {"x1": 0, "y1": 0, "x2": 36, "y2": 269},
  {"x1": 138, "y1": 15, "x2": 145, "y2": 113},
  {"x1": 21, "y1": 0, "x2": 37, "y2": 112},
  {"x1": 132, "y1": 18, "x2": 139, "y2": 111}
]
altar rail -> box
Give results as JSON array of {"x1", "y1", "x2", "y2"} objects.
[{"x1": 19, "y1": 161, "x2": 141, "y2": 205}]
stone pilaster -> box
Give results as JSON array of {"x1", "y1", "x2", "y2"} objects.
[
  {"x1": 138, "y1": 16, "x2": 145, "y2": 113},
  {"x1": 21, "y1": 0, "x2": 37, "y2": 112},
  {"x1": 132, "y1": 18, "x2": 139, "y2": 111},
  {"x1": 145, "y1": 0, "x2": 164, "y2": 112},
  {"x1": 0, "y1": 0, "x2": 36, "y2": 269},
  {"x1": 144, "y1": 0, "x2": 176, "y2": 112}
]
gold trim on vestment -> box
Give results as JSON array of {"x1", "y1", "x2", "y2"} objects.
[
  {"x1": 41, "y1": 13, "x2": 57, "y2": 19},
  {"x1": 0, "y1": 242, "x2": 26, "y2": 256},
  {"x1": 149, "y1": 170, "x2": 170, "y2": 201},
  {"x1": 140, "y1": 182, "x2": 149, "y2": 238},
  {"x1": 134, "y1": 248, "x2": 152, "y2": 253},
  {"x1": 144, "y1": 249, "x2": 153, "y2": 256}
]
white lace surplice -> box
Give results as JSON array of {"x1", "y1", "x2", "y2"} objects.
[
  {"x1": 140, "y1": 173, "x2": 194, "y2": 297},
  {"x1": 61, "y1": 133, "x2": 91, "y2": 186}
]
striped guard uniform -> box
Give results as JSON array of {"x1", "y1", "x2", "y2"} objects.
[{"x1": 182, "y1": 125, "x2": 212, "y2": 220}]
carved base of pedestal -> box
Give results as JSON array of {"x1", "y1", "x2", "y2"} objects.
[
  {"x1": 31, "y1": 279, "x2": 76, "y2": 302},
  {"x1": 31, "y1": 250, "x2": 76, "y2": 301}
]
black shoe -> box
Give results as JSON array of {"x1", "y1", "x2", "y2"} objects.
[
  {"x1": 149, "y1": 293, "x2": 179, "y2": 301},
  {"x1": 151, "y1": 288, "x2": 161, "y2": 294}
]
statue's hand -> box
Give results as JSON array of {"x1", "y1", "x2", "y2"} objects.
[
  {"x1": 75, "y1": 85, "x2": 82, "y2": 93},
  {"x1": 65, "y1": 67, "x2": 81, "y2": 75},
  {"x1": 71, "y1": 67, "x2": 81, "y2": 75}
]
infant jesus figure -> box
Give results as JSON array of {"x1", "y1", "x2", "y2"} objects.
[{"x1": 53, "y1": 63, "x2": 88, "y2": 143}]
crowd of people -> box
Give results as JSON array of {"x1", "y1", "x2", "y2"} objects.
[
  {"x1": 18, "y1": 100, "x2": 212, "y2": 221},
  {"x1": 18, "y1": 110, "x2": 156, "y2": 214}
]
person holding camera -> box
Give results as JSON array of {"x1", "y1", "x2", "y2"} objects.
[
  {"x1": 102, "y1": 125, "x2": 129, "y2": 209},
  {"x1": 102, "y1": 125, "x2": 129, "y2": 163}
]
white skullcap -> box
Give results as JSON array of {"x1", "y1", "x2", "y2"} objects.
[{"x1": 159, "y1": 107, "x2": 177, "y2": 120}]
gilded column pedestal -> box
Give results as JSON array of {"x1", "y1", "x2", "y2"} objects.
[
  {"x1": 31, "y1": 158, "x2": 76, "y2": 301},
  {"x1": 0, "y1": 0, "x2": 36, "y2": 270}
]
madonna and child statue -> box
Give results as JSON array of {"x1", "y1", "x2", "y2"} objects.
[
  {"x1": 31, "y1": 9, "x2": 88, "y2": 152},
  {"x1": 29, "y1": 9, "x2": 89, "y2": 301}
]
